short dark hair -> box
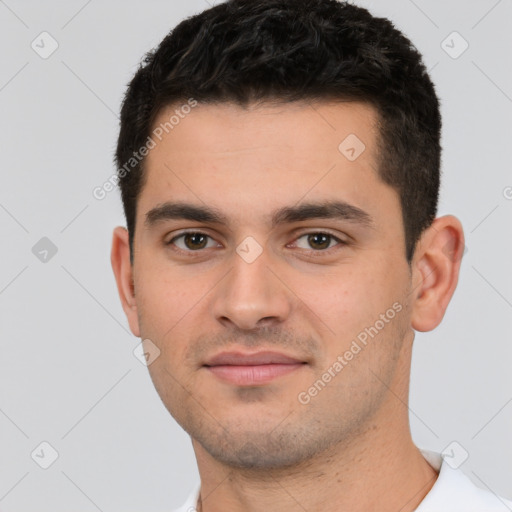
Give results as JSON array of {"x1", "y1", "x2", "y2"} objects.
[{"x1": 115, "y1": 0, "x2": 441, "y2": 264}]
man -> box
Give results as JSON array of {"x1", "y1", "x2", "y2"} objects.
[{"x1": 110, "y1": 1, "x2": 511, "y2": 510}]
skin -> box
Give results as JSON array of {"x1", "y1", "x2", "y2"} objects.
[{"x1": 111, "y1": 100, "x2": 465, "y2": 512}]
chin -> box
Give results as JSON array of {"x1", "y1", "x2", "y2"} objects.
[{"x1": 192, "y1": 422, "x2": 337, "y2": 471}]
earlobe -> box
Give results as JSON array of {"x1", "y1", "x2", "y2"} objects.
[
  {"x1": 410, "y1": 216, "x2": 465, "y2": 332},
  {"x1": 111, "y1": 226, "x2": 141, "y2": 337}
]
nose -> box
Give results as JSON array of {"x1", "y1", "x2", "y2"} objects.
[{"x1": 210, "y1": 243, "x2": 293, "y2": 331}]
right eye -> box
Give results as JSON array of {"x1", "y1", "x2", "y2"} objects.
[{"x1": 167, "y1": 232, "x2": 220, "y2": 252}]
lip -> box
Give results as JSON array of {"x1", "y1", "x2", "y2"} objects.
[
  {"x1": 205, "y1": 350, "x2": 304, "y2": 366},
  {"x1": 203, "y1": 350, "x2": 307, "y2": 386}
]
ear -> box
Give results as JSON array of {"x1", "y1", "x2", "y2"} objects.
[
  {"x1": 410, "y1": 215, "x2": 465, "y2": 332},
  {"x1": 111, "y1": 226, "x2": 140, "y2": 337}
]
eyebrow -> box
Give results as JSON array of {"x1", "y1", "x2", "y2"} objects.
[{"x1": 144, "y1": 200, "x2": 374, "y2": 229}]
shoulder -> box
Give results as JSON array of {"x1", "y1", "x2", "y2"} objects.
[{"x1": 417, "y1": 450, "x2": 512, "y2": 511}]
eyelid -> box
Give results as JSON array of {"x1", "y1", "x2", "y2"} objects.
[
  {"x1": 166, "y1": 229, "x2": 348, "y2": 255},
  {"x1": 166, "y1": 230, "x2": 222, "y2": 251},
  {"x1": 290, "y1": 228, "x2": 347, "y2": 240},
  {"x1": 288, "y1": 230, "x2": 346, "y2": 251}
]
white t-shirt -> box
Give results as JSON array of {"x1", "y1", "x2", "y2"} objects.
[{"x1": 171, "y1": 449, "x2": 512, "y2": 511}]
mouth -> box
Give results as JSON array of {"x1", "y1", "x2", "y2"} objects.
[{"x1": 203, "y1": 350, "x2": 307, "y2": 386}]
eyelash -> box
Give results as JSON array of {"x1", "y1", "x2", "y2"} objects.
[{"x1": 166, "y1": 230, "x2": 347, "y2": 257}]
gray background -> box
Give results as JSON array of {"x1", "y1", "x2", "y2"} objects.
[{"x1": 0, "y1": 0, "x2": 511, "y2": 510}]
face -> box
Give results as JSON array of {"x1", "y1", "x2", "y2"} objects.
[{"x1": 124, "y1": 100, "x2": 417, "y2": 469}]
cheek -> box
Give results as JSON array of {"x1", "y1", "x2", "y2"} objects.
[
  {"x1": 292, "y1": 260, "x2": 409, "y2": 372},
  {"x1": 136, "y1": 255, "x2": 198, "y2": 316},
  {"x1": 295, "y1": 266, "x2": 393, "y2": 331},
  {"x1": 135, "y1": 275, "x2": 198, "y2": 413},
  {"x1": 134, "y1": 271, "x2": 196, "y2": 359}
]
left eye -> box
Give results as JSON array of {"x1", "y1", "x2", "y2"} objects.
[
  {"x1": 293, "y1": 233, "x2": 342, "y2": 251},
  {"x1": 169, "y1": 232, "x2": 219, "y2": 251}
]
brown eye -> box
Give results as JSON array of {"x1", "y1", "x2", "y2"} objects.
[
  {"x1": 183, "y1": 233, "x2": 208, "y2": 250},
  {"x1": 307, "y1": 233, "x2": 331, "y2": 250},
  {"x1": 168, "y1": 232, "x2": 217, "y2": 251},
  {"x1": 294, "y1": 232, "x2": 342, "y2": 251}
]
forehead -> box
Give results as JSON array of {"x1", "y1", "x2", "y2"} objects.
[
  {"x1": 137, "y1": 100, "x2": 394, "y2": 227},
  {"x1": 147, "y1": 99, "x2": 379, "y2": 162}
]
